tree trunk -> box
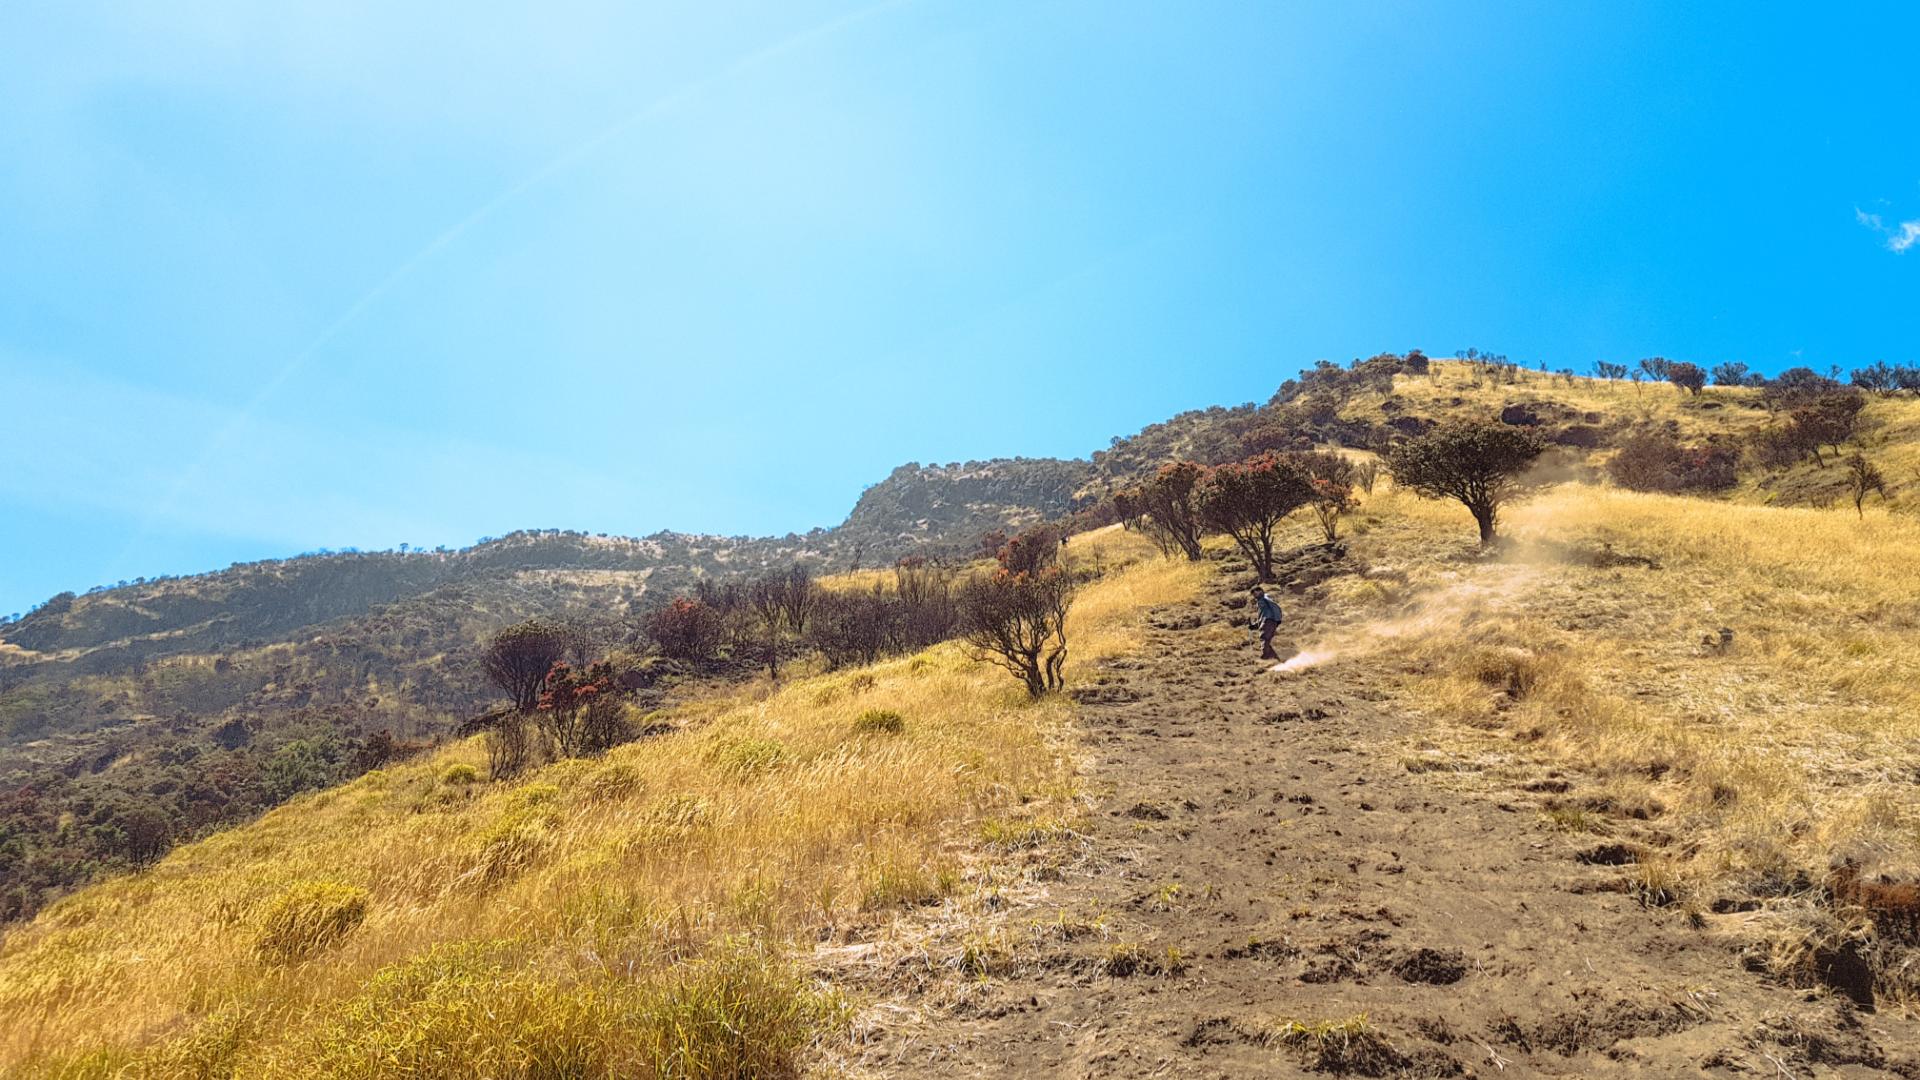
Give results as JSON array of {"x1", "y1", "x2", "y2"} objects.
[{"x1": 1472, "y1": 505, "x2": 1497, "y2": 545}]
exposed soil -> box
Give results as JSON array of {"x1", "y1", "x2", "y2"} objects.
[{"x1": 828, "y1": 548, "x2": 1920, "y2": 1078}]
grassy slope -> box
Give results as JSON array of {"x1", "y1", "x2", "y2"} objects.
[
  {"x1": 1349, "y1": 360, "x2": 1920, "y2": 511},
  {"x1": 1321, "y1": 477, "x2": 1920, "y2": 992},
  {"x1": 0, "y1": 528, "x2": 1207, "y2": 1078}
]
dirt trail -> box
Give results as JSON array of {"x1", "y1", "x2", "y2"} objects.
[{"x1": 840, "y1": 550, "x2": 1920, "y2": 1079}]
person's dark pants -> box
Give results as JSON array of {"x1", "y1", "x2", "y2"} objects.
[{"x1": 1259, "y1": 618, "x2": 1280, "y2": 660}]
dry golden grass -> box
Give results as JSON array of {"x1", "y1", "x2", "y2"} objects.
[
  {"x1": 0, "y1": 526, "x2": 1202, "y2": 1078},
  {"x1": 1334, "y1": 483, "x2": 1920, "y2": 907},
  {"x1": 1351, "y1": 359, "x2": 1919, "y2": 512},
  {"x1": 1350, "y1": 359, "x2": 1778, "y2": 441}
]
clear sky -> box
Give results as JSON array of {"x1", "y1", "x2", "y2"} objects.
[{"x1": 3, "y1": 1, "x2": 1916, "y2": 616}]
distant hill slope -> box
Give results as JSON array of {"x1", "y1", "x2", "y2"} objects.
[{"x1": 836, "y1": 459, "x2": 1094, "y2": 552}]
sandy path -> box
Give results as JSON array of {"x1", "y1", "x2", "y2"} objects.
[{"x1": 840, "y1": 548, "x2": 1920, "y2": 1078}]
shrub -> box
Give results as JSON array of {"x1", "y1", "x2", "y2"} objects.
[
  {"x1": 958, "y1": 568, "x2": 1074, "y2": 698},
  {"x1": 1197, "y1": 452, "x2": 1316, "y2": 578},
  {"x1": 537, "y1": 660, "x2": 625, "y2": 757},
  {"x1": 484, "y1": 712, "x2": 535, "y2": 781},
  {"x1": 1711, "y1": 361, "x2": 1749, "y2": 386},
  {"x1": 1137, "y1": 461, "x2": 1209, "y2": 560},
  {"x1": 1296, "y1": 451, "x2": 1358, "y2": 542},
  {"x1": 806, "y1": 588, "x2": 898, "y2": 669},
  {"x1": 744, "y1": 568, "x2": 815, "y2": 677},
  {"x1": 1606, "y1": 431, "x2": 1739, "y2": 493},
  {"x1": 1850, "y1": 362, "x2": 1899, "y2": 393},
  {"x1": 1385, "y1": 419, "x2": 1546, "y2": 543},
  {"x1": 1239, "y1": 421, "x2": 1310, "y2": 457},
  {"x1": 1760, "y1": 367, "x2": 1841, "y2": 413},
  {"x1": 1791, "y1": 391, "x2": 1865, "y2": 464},
  {"x1": 442, "y1": 763, "x2": 479, "y2": 785},
  {"x1": 1666, "y1": 361, "x2": 1706, "y2": 396},
  {"x1": 1846, "y1": 453, "x2": 1889, "y2": 517},
  {"x1": 996, "y1": 524, "x2": 1061, "y2": 577},
  {"x1": 254, "y1": 880, "x2": 369, "y2": 964},
  {"x1": 1748, "y1": 423, "x2": 1813, "y2": 470},
  {"x1": 482, "y1": 621, "x2": 570, "y2": 713},
  {"x1": 893, "y1": 557, "x2": 958, "y2": 650},
  {"x1": 852, "y1": 709, "x2": 905, "y2": 735},
  {"x1": 710, "y1": 737, "x2": 785, "y2": 775},
  {"x1": 645, "y1": 597, "x2": 722, "y2": 663}
]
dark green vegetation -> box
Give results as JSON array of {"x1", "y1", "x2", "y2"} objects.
[{"x1": 4, "y1": 351, "x2": 1913, "y2": 921}]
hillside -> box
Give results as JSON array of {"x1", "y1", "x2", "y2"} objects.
[
  {"x1": 0, "y1": 527, "x2": 1206, "y2": 1076},
  {"x1": 3, "y1": 353, "x2": 1918, "y2": 1073},
  {"x1": 4, "y1": 357, "x2": 1916, "y2": 923},
  {"x1": 0, "y1": 457, "x2": 1121, "y2": 920},
  {"x1": 6, "y1": 468, "x2": 1920, "y2": 1074}
]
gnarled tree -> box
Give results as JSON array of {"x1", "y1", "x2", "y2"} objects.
[
  {"x1": 1666, "y1": 361, "x2": 1706, "y2": 396},
  {"x1": 1197, "y1": 452, "x2": 1316, "y2": 579},
  {"x1": 1386, "y1": 420, "x2": 1545, "y2": 544},
  {"x1": 1846, "y1": 453, "x2": 1888, "y2": 517},
  {"x1": 1296, "y1": 451, "x2": 1359, "y2": 543},
  {"x1": 1137, "y1": 461, "x2": 1209, "y2": 560},
  {"x1": 747, "y1": 572, "x2": 791, "y2": 677},
  {"x1": 646, "y1": 597, "x2": 723, "y2": 662},
  {"x1": 482, "y1": 619, "x2": 569, "y2": 713},
  {"x1": 806, "y1": 587, "x2": 899, "y2": 669},
  {"x1": 958, "y1": 568, "x2": 1074, "y2": 698}
]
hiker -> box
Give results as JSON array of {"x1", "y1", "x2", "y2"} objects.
[{"x1": 1250, "y1": 585, "x2": 1283, "y2": 661}]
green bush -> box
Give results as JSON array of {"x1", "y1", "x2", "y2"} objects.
[
  {"x1": 441, "y1": 763, "x2": 479, "y2": 785},
  {"x1": 852, "y1": 709, "x2": 905, "y2": 735}
]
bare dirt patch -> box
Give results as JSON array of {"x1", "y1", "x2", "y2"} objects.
[{"x1": 824, "y1": 547, "x2": 1920, "y2": 1077}]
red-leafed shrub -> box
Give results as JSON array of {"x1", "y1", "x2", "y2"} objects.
[
  {"x1": 1197, "y1": 453, "x2": 1316, "y2": 579},
  {"x1": 1607, "y1": 432, "x2": 1739, "y2": 493},
  {"x1": 646, "y1": 597, "x2": 723, "y2": 663},
  {"x1": 996, "y1": 524, "x2": 1061, "y2": 577},
  {"x1": 1137, "y1": 461, "x2": 1209, "y2": 561},
  {"x1": 536, "y1": 660, "x2": 626, "y2": 757}
]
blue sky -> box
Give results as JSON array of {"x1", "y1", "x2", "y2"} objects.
[{"x1": 3, "y1": 1, "x2": 1916, "y2": 616}]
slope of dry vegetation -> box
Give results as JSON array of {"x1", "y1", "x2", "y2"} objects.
[
  {"x1": 1318, "y1": 480, "x2": 1920, "y2": 1002},
  {"x1": 0, "y1": 529, "x2": 1207, "y2": 1078}
]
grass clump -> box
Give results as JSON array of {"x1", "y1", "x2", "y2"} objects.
[
  {"x1": 441, "y1": 763, "x2": 479, "y2": 785},
  {"x1": 979, "y1": 817, "x2": 1071, "y2": 852},
  {"x1": 852, "y1": 708, "x2": 905, "y2": 735},
  {"x1": 709, "y1": 736, "x2": 786, "y2": 776},
  {"x1": 858, "y1": 848, "x2": 949, "y2": 909},
  {"x1": 466, "y1": 805, "x2": 559, "y2": 887},
  {"x1": 253, "y1": 881, "x2": 369, "y2": 964},
  {"x1": 296, "y1": 939, "x2": 827, "y2": 1080},
  {"x1": 1101, "y1": 940, "x2": 1188, "y2": 977}
]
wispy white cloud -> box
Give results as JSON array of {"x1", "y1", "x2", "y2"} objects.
[{"x1": 1857, "y1": 205, "x2": 1920, "y2": 253}]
